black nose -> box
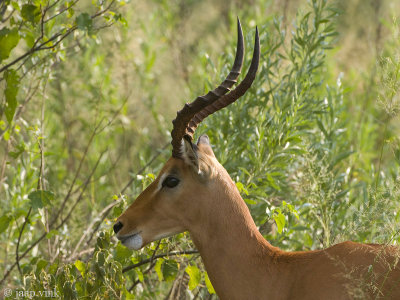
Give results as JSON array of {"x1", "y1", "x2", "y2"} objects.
[{"x1": 113, "y1": 221, "x2": 123, "y2": 234}]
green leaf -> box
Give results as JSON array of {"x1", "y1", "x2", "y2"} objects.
[
  {"x1": 9, "y1": 143, "x2": 25, "y2": 159},
  {"x1": 0, "y1": 28, "x2": 20, "y2": 62},
  {"x1": 115, "y1": 243, "x2": 132, "y2": 262},
  {"x1": 28, "y1": 190, "x2": 55, "y2": 209},
  {"x1": 112, "y1": 205, "x2": 123, "y2": 218},
  {"x1": 154, "y1": 258, "x2": 163, "y2": 281},
  {"x1": 67, "y1": 7, "x2": 75, "y2": 18},
  {"x1": 21, "y1": 4, "x2": 41, "y2": 24},
  {"x1": 76, "y1": 13, "x2": 93, "y2": 32},
  {"x1": 4, "y1": 69, "x2": 20, "y2": 124},
  {"x1": 329, "y1": 151, "x2": 354, "y2": 169},
  {"x1": 114, "y1": 13, "x2": 128, "y2": 26},
  {"x1": 162, "y1": 259, "x2": 178, "y2": 282},
  {"x1": 185, "y1": 265, "x2": 201, "y2": 291},
  {"x1": 136, "y1": 268, "x2": 144, "y2": 282},
  {"x1": 204, "y1": 272, "x2": 215, "y2": 294},
  {"x1": 235, "y1": 182, "x2": 249, "y2": 195},
  {"x1": 273, "y1": 211, "x2": 286, "y2": 234},
  {"x1": 46, "y1": 229, "x2": 59, "y2": 239},
  {"x1": 3, "y1": 130, "x2": 10, "y2": 141},
  {"x1": 154, "y1": 259, "x2": 178, "y2": 282},
  {"x1": 49, "y1": 262, "x2": 59, "y2": 274},
  {"x1": 267, "y1": 173, "x2": 280, "y2": 190},
  {"x1": 74, "y1": 260, "x2": 86, "y2": 276},
  {"x1": 24, "y1": 31, "x2": 35, "y2": 48},
  {"x1": 96, "y1": 251, "x2": 105, "y2": 266},
  {"x1": 0, "y1": 214, "x2": 11, "y2": 234},
  {"x1": 283, "y1": 201, "x2": 300, "y2": 220},
  {"x1": 244, "y1": 198, "x2": 257, "y2": 205},
  {"x1": 36, "y1": 259, "x2": 48, "y2": 274}
]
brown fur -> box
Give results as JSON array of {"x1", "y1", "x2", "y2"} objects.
[{"x1": 116, "y1": 141, "x2": 400, "y2": 299}]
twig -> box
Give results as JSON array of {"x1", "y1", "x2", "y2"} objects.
[
  {"x1": 73, "y1": 141, "x2": 169, "y2": 262},
  {"x1": 128, "y1": 241, "x2": 162, "y2": 292},
  {"x1": 83, "y1": 141, "x2": 169, "y2": 247},
  {"x1": 122, "y1": 250, "x2": 199, "y2": 273},
  {"x1": 58, "y1": 96, "x2": 129, "y2": 259},
  {"x1": 120, "y1": 142, "x2": 169, "y2": 194},
  {"x1": 1, "y1": 8, "x2": 15, "y2": 22},
  {"x1": 70, "y1": 200, "x2": 120, "y2": 258},
  {"x1": 0, "y1": 0, "x2": 115, "y2": 74},
  {"x1": 91, "y1": 0, "x2": 115, "y2": 19},
  {"x1": 0, "y1": 140, "x2": 10, "y2": 191},
  {"x1": 0, "y1": 0, "x2": 119, "y2": 285},
  {"x1": 44, "y1": 0, "x2": 78, "y2": 24},
  {"x1": 15, "y1": 75, "x2": 49, "y2": 280},
  {"x1": 64, "y1": 248, "x2": 95, "y2": 263},
  {"x1": 30, "y1": 2, "x2": 50, "y2": 51},
  {"x1": 47, "y1": 0, "x2": 62, "y2": 11},
  {"x1": 0, "y1": 150, "x2": 104, "y2": 286},
  {"x1": 15, "y1": 207, "x2": 32, "y2": 279},
  {"x1": 0, "y1": 72, "x2": 42, "y2": 142},
  {"x1": 0, "y1": 29, "x2": 62, "y2": 74},
  {"x1": 56, "y1": 150, "x2": 106, "y2": 230},
  {"x1": 150, "y1": 241, "x2": 161, "y2": 262},
  {"x1": 49, "y1": 120, "x2": 102, "y2": 227}
]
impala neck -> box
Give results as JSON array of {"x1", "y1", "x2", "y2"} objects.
[{"x1": 187, "y1": 167, "x2": 286, "y2": 300}]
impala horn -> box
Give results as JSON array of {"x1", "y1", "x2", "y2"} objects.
[{"x1": 171, "y1": 19, "x2": 260, "y2": 158}]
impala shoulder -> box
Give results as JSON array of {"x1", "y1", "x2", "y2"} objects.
[
  {"x1": 325, "y1": 240, "x2": 400, "y2": 259},
  {"x1": 325, "y1": 241, "x2": 370, "y2": 254},
  {"x1": 332, "y1": 240, "x2": 381, "y2": 250}
]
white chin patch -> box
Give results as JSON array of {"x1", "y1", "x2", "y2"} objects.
[{"x1": 124, "y1": 234, "x2": 143, "y2": 250}]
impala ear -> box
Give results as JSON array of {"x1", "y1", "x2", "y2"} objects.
[
  {"x1": 182, "y1": 136, "x2": 200, "y2": 172},
  {"x1": 196, "y1": 134, "x2": 215, "y2": 158}
]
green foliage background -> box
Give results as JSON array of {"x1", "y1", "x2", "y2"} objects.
[{"x1": 1, "y1": 0, "x2": 400, "y2": 298}]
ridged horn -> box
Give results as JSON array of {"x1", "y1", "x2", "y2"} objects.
[
  {"x1": 186, "y1": 27, "x2": 260, "y2": 136},
  {"x1": 171, "y1": 20, "x2": 260, "y2": 158}
]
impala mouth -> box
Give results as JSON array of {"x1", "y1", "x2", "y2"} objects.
[{"x1": 117, "y1": 231, "x2": 143, "y2": 250}]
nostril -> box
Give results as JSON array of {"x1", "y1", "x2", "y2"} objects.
[{"x1": 113, "y1": 221, "x2": 123, "y2": 234}]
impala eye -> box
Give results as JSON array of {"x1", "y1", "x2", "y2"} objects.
[{"x1": 162, "y1": 176, "x2": 180, "y2": 188}]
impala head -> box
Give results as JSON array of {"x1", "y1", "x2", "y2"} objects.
[{"x1": 114, "y1": 19, "x2": 260, "y2": 250}]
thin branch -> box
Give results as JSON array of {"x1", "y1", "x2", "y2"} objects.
[
  {"x1": 0, "y1": 150, "x2": 105, "y2": 286},
  {"x1": 64, "y1": 247, "x2": 95, "y2": 263},
  {"x1": 35, "y1": 26, "x2": 76, "y2": 51},
  {"x1": 15, "y1": 207, "x2": 32, "y2": 279},
  {"x1": 0, "y1": 76, "x2": 41, "y2": 142},
  {"x1": 1, "y1": 8, "x2": 15, "y2": 22},
  {"x1": 122, "y1": 250, "x2": 199, "y2": 273},
  {"x1": 0, "y1": 0, "x2": 115, "y2": 74},
  {"x1": 70, "y1": 200, "x2": 120, "y2": 258},
  {"x1": 0, "y1": 0, "x2": 120, "y2": 285},
  {"x1": 49, "y1": 119, "x2": 104, "y2": 227},
  {"x1": 0, "y1": 140, "x2": 10, "y2": 191},
  {"x1": 91, "y1": 0, "x2": 115, "y2": 19},
  {"x1": 15, "y1": 94, "x2": 47, "y2": 276},
  {"x1": 56, "y1": 149, "x2": 106, "y2": 231},
  {"x1": 30, "y1": 1, "x2": 50, "y2": 52},
  {"x1": 121, "y1": 142, "x2": 169, "y2": 194},
  {"x1": 46, "y1": 0, "x2": 62, "y2": 11},
  {"x1": 44, "y1": 0, "x2": 78, "y2": 24},
  {"x1": 128, "y1": 241, "x2": 162, "y2": 292},
  {"x1": 84, "y1": 141, "x2": 169, "y2": 248},
  {"x1": 0, "y1": 28, "x2": 63, "y2": 74}
]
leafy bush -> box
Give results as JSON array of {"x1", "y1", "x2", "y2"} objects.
[{"x1": 1, "y1": 0, "x2": 400, "y2": 298}]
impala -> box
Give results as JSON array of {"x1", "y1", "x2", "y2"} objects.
[{"x1": 114, "y1": 20, "x2": 400, "y2": 299}]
